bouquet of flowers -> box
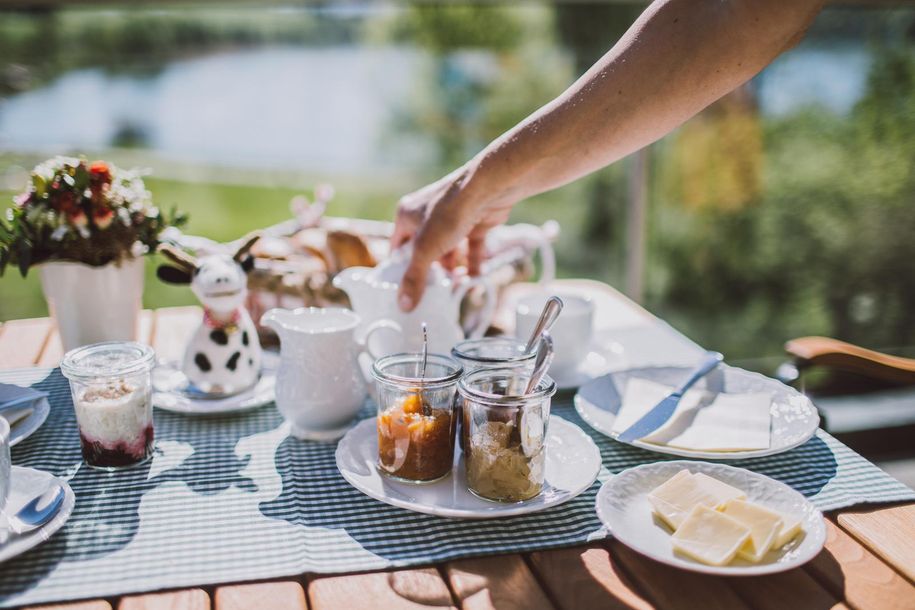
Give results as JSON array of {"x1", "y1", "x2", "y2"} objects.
[{"x1": 0, "y1": 156, "x2": 187, "y2": 276}]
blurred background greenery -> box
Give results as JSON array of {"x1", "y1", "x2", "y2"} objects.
[{"x1": 2, "y1": 2, "x2": 915, "y2": 375}]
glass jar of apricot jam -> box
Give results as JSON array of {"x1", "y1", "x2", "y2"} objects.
[{"x1": 371, "y1": 353, "x2": 462, "y2": 484}]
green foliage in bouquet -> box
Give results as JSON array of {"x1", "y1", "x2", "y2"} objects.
[{"x1": 0, "y1": 156, "x2": 187, "y2": 276}]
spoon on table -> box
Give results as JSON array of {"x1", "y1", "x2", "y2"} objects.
[
  {"x1": 525, "y1": 333, "x2": 555, "y2": 394},
  {"x1": 523, "y1": 296, "x2": 563, "y2": 354}
]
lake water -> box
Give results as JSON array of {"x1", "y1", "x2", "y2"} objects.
[{"x1": 0, "y1": 41, "x2": 870, "y2": 176}]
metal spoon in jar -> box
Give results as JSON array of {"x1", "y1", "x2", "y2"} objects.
[
  {"x1": 420, "y1": 322, "x2": 431, "y2": 417},
  {"x1": 523, "y1": 296, "x2": 563, "y2": 354},
  {"x1": 525, "y1": 333, "x2": 555, "y2": 394}
]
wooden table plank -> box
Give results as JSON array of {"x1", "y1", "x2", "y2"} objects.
[
  {"x1": 25, "y1": 601, "x2": 113, "y2": 610},
  {"x1": 727, "y1": 568, "x2": 846, "y2": 610},
  {"x1": 527, "y1": 545, "x2": 654, "y2": 610},
  {"x1": 150, "y1": 306, "x2": 201, "y2": 363},
  {"x1": 308, "y1": 568, "x2": 456, "y2": 610},
  {"x1": 444, "y1": 555, "x2": 553, "y2": 610},
  {"x1": 808, "y1": 520, "x2": 915, "y2": 610},
  {"x1": 0, "y1": 317, "x2": 53, "y2": 368},
  {"x1": 838, "y1": 505, "x2": 915, "y2": 584},
  {"x1": 215, "y1": 581, "x2": 307, "y2": 610},
  {"x1": 118, "y1": 589, "x2": 209, "y2": 610},
  {"x1": 608, "y1": 540, "x2": 751, "y2": 610}
]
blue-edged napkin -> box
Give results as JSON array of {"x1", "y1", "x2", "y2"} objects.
[{"x1": 0, "y1": 384, "x2": 47, "y2": 427}]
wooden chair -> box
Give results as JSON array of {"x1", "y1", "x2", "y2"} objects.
[{"x1": 781, "y1": 336, "x2": 915, "y2": 455}]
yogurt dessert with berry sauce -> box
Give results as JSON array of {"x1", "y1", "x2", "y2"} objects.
[{"x1": 61, "y1": 341, "x2": 156, "y2": 469}]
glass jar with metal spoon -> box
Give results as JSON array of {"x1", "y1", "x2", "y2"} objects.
[
  {"x1": 459, "y1": 334, "x2": 557, "y2": 502},
  {"x1": 452, "y1": 296, "x2": 562, "y2": 451},
  {"x1": 372, "y1": 325, "x2": 463, "y2": 483},
  {"x1": 451, "y1": 295, "x2": 562, "y2": 374}
]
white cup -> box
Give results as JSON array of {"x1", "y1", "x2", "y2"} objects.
[
  {"x1": 516, "y1": 293, "x2": 594, "y2": 374},
  {"x1": 262, "y1": 307, "x2": 401, "y2": 441},
  {"x1": 0, "y1": 417, "x2": 10, "y2": 516}
]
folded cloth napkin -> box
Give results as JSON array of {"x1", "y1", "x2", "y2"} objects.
[
  {"x1": 611, "y1": 378, "x2": 772, "y2": 451},
  {"x1": 0, "y1": 383, "x2": 47, "y2": 412}
]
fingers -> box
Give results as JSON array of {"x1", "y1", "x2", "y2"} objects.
[
  {"x1": 391, "y1": 199, "x2": 420, "y2": 250},
  {"x1": 397, "y1": 196, "x2": 467, "y2": 311},
  {"x1": 467, "y1": 231, "x2": 489, "y2": 277},
  {"x1": 397, "y1": 255, "x2": 430, "y2": 312}
]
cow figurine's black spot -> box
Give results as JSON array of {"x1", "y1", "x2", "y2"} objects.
[
  {"x1": 226, "y1": 351, "x2": 241, "y2": 371},
  {"x1": 242, "y1": 331, "x2": 249, "y2": 346},
  {"x1": 210, "y1": 329, "x2": 229, "y2": 346},
  {"x1": 195, "y1": 353, "x2": 212, "y2": 372},
  {"x1": 248, "y1": 357, "x2": 254, "y2": 367}
]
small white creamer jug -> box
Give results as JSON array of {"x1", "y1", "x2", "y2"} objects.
[{"x1": 261, "y1": 307, "x2": 400, "y2": 440}]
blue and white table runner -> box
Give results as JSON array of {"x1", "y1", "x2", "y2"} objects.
[{"x1": 0, "y1": 332, "x2": 912, "y2": 607}]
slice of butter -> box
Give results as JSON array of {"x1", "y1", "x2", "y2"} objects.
[
  {"x1": 647, "y1": 469, "x2": 746, "y2": 529},
  {"x1": 721, "y1": 499, "x2": 783, "y2": 563},
  {"x1": 691, "y1": 472, "x2": 747, "y2": 506},
  {"x1": 772, "y1": 511, "x2": 803, "y2": 548},
  {"x1": 671, "y1": 505, "x2": 751, "y2": 566}
]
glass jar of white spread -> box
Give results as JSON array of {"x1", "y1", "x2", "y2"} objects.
[{"x1": 61, "y1": 341, "x2": 156, "y2": 470}]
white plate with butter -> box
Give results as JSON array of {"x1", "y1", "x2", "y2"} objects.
[{"x1": 596, "y1": 461, "x2": 826, "y2": 576}]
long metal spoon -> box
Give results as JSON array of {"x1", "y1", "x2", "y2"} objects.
[
  {"x1": 525, "y1": 333, "x2": 555, "y2": 394},
  {"x1": 419, "y1": 322, "x2": 430, "y2": 417},
  {"x1": 523, "y1": 296, "x2": 563, "y2": 354}
]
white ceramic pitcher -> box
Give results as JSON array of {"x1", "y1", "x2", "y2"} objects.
[{"x1": 261, "y1": 307, "x2": 400, "y2": 440}]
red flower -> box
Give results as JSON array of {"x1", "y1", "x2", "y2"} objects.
[
  {"x1": 93, "y1": 207, "x2": 115, "y2": 229},
  {"x1": 54, "y1": 190, "x2": 75, "y2": 214},
  {"x1": 89, "y1": 161, "x2": 111, "y2": 182}
]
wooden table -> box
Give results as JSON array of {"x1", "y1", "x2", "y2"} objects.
[{"x1": 2, "y1": 281, "x2": 914, "y2": 610}]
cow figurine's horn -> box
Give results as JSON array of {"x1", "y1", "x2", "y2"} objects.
[
  {"x1": 233, "y1": 231, "x2": 262, "y2": 263},
  {"x1": 158, "y1": 243, "x2": 199, "y2": 272}
]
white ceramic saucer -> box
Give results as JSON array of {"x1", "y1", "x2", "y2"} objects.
[
  {"x1": 336, "y1": 415, "x2": 602, "y2": 519},
  {"x1": 596, "y1": 460, "x2": 826, "y2": 576},
  {"x1": 152, "y1": 352, "x2": 277, "y2": 415},
  {"x1": 551, "y1": 331, "x2": 627, "y2": 391},
  {"x1": 574, "y1": 365, "x2": 819, "y2": 459},
  {"x1": 0, "y1": 466, "x2": 75, "y2": 563},
  {"x1": 4, "y1": 397, "x2": 50, "y2": 447}
]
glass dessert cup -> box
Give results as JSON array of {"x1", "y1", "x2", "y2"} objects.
[
  {"x1": 451, "y1": 337, "x2": 536, "y2": 375},
  {"x1": 61, "y1": 341, "x2": 156, "y2": 470},
  {"x1": 372, "y1": 353, "x2": 462, "y2": 484},
  {"x1": 459, "y1": 367, "x2": 557, "y2": 503}
]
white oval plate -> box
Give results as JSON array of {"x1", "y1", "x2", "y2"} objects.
[
  {"x1": 0, "y1": 466, "x2": 76, "y2": 563},
  {"x1": 551, "y1": 330, "x2": 627, "y2": 391},
  {"x1": 596, "y1": 460, "x2": 826, "y2": 576},
  {"x1": 336, "y1": 415, "x2": 602, "y2": 519},
  {"x1": 152, "y1": 353, "x2": 277, "y2": 415},
  {"x1": 574, "y1": 365, "x2": 819, "y2": 459}
]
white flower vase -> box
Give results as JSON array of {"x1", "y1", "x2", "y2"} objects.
[{"x1": 39, "y1": 257, "x2": 145, "y2": 352}]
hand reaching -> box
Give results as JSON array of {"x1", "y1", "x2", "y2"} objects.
[{"x1": 392, "y1": 164, "x2": 515, "y2": 311}]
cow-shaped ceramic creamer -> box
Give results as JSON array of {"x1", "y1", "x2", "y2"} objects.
[{"x1": 157, "y1": 233, "x2": 262, "y2": 396}]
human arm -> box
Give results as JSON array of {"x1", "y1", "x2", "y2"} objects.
[{"x1": 394, "y1": 0, "x2": 824, "y2": 311}]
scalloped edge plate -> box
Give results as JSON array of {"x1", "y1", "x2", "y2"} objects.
[
  {"x1": 596, "y1": 460, "x2": 826, "y2": 576},
  {"x1": 0, "y1": 466, "x2": 76, "y2": 563},
  {"x1": 336, "y1": 415, "x2": 602, "y2": 519},
  {"x1": 574, "y1": 365, "x2": 820, "y2": 459}
]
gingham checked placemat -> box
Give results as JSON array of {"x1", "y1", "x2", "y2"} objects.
[{"x1": 1, "y1": 366, "x2": 913, "y2": 608}]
